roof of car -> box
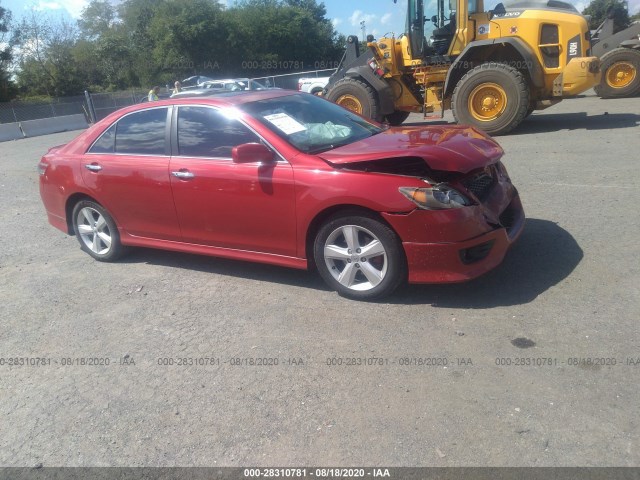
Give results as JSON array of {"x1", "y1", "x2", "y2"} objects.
[
  {"x1": 95, "y1": 89, "x2": 306, "y2": 126},
  {"x1": 169, "y1": 88, "x2": 227, "y2": 98},
  {"x1": 161, "y1": 88, "x2": 300, "y2": 106}
]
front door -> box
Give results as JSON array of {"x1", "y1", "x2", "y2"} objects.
[{"x1": 169, "y1": 105, "x2": 297, "y2": 257}]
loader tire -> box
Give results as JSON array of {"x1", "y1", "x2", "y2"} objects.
[
  {"x1": 594, "y1": 48, "x2": 640, "y2": 98},
  {"x1": 326, "y1": 78, "x2": 383, "y2": 122},
  {"x1": 452, "y1": 63, "x2": 529, "y2": 136}
]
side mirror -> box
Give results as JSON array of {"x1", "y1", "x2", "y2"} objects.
[
  {"x1": 431, "y1": 15, "x2": 438, "y2": 25},
  {"x1": 232, "y1": 143, "x2": 275, "y2": 164}
]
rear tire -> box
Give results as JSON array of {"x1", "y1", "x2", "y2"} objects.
[
  {"x1": 594, "y1": 48, "x2": 640, "y2": 98},
  {"x1": 325, "y1": 78, "x2": 383, "y2": 122},
  {"x1": 313, "y1": 212, "x2": 406, "y2": 300},
  {"x1": 385, "y1": 110, "x2": 411, "y2": 126},
  {"x1": 72, "y1": 200, "x2": 127, "y2": 262},
  {"x1": 452, "y1": 62, "x2": 529, "y2": 136}
]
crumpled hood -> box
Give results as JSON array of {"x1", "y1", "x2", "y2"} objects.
[{"x1": 319, "y1": 125, "x2": 504, "y2": 174}]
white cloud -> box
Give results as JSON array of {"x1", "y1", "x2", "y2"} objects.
[
  {"x1": 59, "y1": 0, "x2": 88, "y2": 18},
  {"x1": 380, "y1": 13, "x2": 393, "y2": 25},
  {"x1": 573, "y1": 1, "x2": 587, "y2": 12},
  {"x1": 332, "y1": 18, "x2": 343, "y2": 28},
  {"x1": 33, "y1": 1, "x2": 62, "y2": 11},
  {"x1": 31, "y1": 0, "x2": 88, "y2": 18},
  {"x1": 349, "y1": 9, "x2": 377, "y2": 27}
]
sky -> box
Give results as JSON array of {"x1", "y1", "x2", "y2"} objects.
[{"x1": 1, "y1": 0, "x2": 639, "y2": 35}]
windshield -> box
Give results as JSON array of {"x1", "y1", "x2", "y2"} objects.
[{"x1": 240, "y1": 94, "x2": 383, "y2": 153}]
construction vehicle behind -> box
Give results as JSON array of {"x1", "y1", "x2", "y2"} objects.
[
  {"x1": 324, "y1": 0, "x2": 601, "y2": 135},
  {"x1": 591, "y1": 16, "x2": 640, "y2": 98}
]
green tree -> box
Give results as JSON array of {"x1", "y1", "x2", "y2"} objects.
[
  {"x1": 10, "y1": 0, "x2": 345, "y2": 96},
  {"x1": 14, "y1": 12, "x2": 83, "y2": 96},
  {"x1": 78, "y1": 0, "x2": 116, "y2": 39},
  {"x1": 148, "y1": 0, "x2": 229, "y2": 81},
  {"x1": 582, "y1": 0, "x2": 630, "y2": 33},
  {"x1": 227, "y1": 0, "x2": 343, "y2": 76},
  {"x1": 0, "y1": 1, "x2": 17, "y2": 101}
]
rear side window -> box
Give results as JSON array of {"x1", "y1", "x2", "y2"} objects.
[
  {"x1": 115, "y1": 108, "x2": 167, "y2": 155},
  {"x1": 89, "y1": 124, "x2": 116, "y2": 153},
  {"x1": 177, "y1": 106, "x2": 259, "y2": 158},
  {"x1": 88, "y1": 108, "x2": 168, "y2": 155}
]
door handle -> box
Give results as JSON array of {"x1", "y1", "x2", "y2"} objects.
[
  {"x1": 85, "y1": 163, "x2": 102, "y2": 172},
  {"x1": 171, "y1": 170, "x2": 195, "y2": 179}
]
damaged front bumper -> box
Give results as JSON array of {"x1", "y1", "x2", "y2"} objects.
[{"x1": 382, "y1": 167, "x2": 525, "y2": 284}]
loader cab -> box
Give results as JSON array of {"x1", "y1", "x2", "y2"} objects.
[
  {"x1": 405, "y1": 0, "x2": 481, "y2": 59},
  {"x1": 428, "y1": 0, "x2": 458, "y2": 55}
]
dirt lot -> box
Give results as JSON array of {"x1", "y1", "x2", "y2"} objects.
[{"x1": 1, "y1": 92, "x2": 639, "y2": 467}]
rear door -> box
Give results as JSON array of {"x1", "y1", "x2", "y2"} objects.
[
  {"x1": 168, "y1": 105, "x2": 297, "y2": 256},
  {"x1": 82, "y1": 106, "x2": 182, "y2": 241}
]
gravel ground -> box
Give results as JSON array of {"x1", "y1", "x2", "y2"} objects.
[{"x1": 0, "y1": 91, "x2": 639, "y2": 467}]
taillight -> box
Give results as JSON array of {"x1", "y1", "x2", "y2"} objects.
[{"x1": 368, "y1": 60, "x2": 385, "y2": 77}]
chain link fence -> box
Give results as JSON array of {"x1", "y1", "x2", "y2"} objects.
[
  {"x1": 89, "y1": 89, "x2": 147, "y2": 121},
  {"x1": 0, "y1": 95, "x2": 88, "y2": 124},
  {"x1": 0, "y1": 89, "x2": 148, "y2": 125}
]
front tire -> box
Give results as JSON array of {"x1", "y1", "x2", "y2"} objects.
[
  {"x1": 594, "y1": 48, "x2": 640, "y2": 98},
  {"x1": 72, "y1": 200, "x2": 126, "y2": 262},
  {"x1": 452, "y1": 62, "x2": 529, "y2": 136},
  {"x1": 313, "y1": 212, "x2": 406, "y2": 300},
  {"x1": 325, "y1": 78, "x2": 383, "y2": 122}
]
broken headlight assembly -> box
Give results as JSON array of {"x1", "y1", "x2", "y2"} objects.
[{"x1": 399, "y1": 185, "x2": 471, "y2": 210}]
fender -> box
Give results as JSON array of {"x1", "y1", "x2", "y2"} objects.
[
  {"x1": 345, "y1": 65, "x2": 396, "y2": 116},
  {"x1": 620, "y1": 39, "x2": 640, "y2": 50},
  {"x1": 443, "y1": 37, "x2": 545, "y2": 98}
]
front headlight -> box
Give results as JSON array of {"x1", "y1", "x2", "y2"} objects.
[{"x1": 399, "y1": 185, "x2": 471, "y2": 210}]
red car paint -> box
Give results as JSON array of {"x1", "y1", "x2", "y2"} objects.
[{"x1": 39, "y1": 90, "x2": 524, "y2": 285}]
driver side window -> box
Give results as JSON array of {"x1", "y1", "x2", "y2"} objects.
[{"x1": 177, "y1": 106, "x2": 260, "y2": 158}]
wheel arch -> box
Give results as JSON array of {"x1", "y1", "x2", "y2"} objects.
[
  {"x1": 65, "y1": 192, "x2": 99, "y2": 235},
  {"x1": 444, "y1": 38, "x2": 544, "y2": 98},
  {"x1": 619, "y1": 40, "x2": 640, "y2": 50},
  {"x1": 304, "y1": 204, "x2": 400, "y2": 269}
]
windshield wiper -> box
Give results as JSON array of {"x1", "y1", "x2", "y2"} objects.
[
  {"x1": 307, "y1": 139, "x2": 358, "y2": 154},
  {"x1": 306, "y1": 145, "x2": 335, "y2": 154}
]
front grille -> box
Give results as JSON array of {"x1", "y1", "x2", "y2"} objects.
[{"x1": 461, "y1": 169, "x2": 495, "y2": 201}]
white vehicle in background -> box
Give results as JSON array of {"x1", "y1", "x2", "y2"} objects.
[
  {"x1": 200, "y1": 79, "x2": 245, "y2": 91},
  {"x1": 297, "y1": 76, "x2": 331, "y2": 95}
]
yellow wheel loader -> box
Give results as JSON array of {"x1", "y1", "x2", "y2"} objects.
[
  {"x1": 324, "y1": 0, "x2": 601, "y2": 135},
  {"x1": 591, "y1": 16, "x2": 640, "y2": 98}
]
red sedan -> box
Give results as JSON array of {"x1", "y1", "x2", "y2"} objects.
[{"x1": 38, "y1": 90, "x2": 524, "y2": 300}]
